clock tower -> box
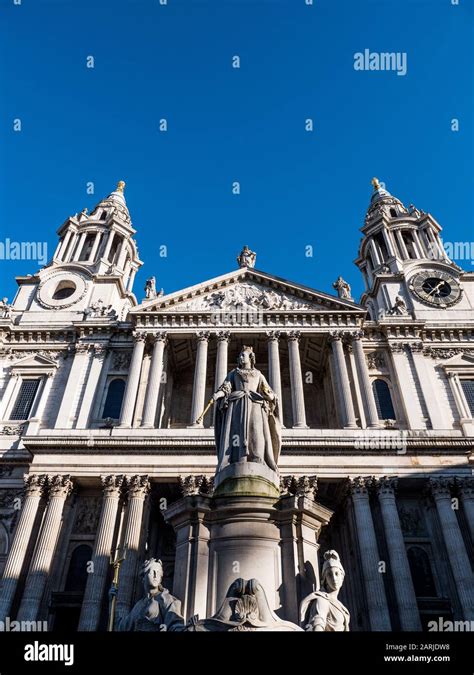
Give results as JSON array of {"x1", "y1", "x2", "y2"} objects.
[{"x1": 355, "y1": 178, "x2": 473, "y2": 321}]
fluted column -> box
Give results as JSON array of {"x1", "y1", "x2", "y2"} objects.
[
  {"x1": 375, "y1": 477, "x2": 422, "y2": 630},
  {"x1": 349, "y1": 477, "x2": 391, "y2": 630},
  {"x1": 429, "y1": 478, "x2": 474, "y2": 620},
  {"x1": 458, "y1": 478, "x2": 474, "y2": 543},
  {"x1": 287, "y1": 331, "x2": 308, "y2": 428},
  {"x1": 17, "y1": 475, "x2": 73, "y2": 622},
  {"x1": 119, "y1": 333, "x2": 146, "y2": 427},
  {"x1": 351, "y1": 331, "x2": 380, "y2": 429},
  {"x1": 114, "y1": 476, "x2": 150, "y2": 623},
  {"x1": 267, "y1": 331, "x2": 284, "y2": 425},
  {"x1": 76, "y1": 344, "x2": 108, "y2": 428},
  {"x1": 141, "y1": 333, "x2": 167, "y2": 428},
  {"x1": 0, "y1": 475, "x2": 47, "y2": 621},
  {"x1": 189, "y1": 332, "x2": 210, "y2": 427},
  {"x1": 78, "y1": 475, "x2": 124, "y2": 631},
  {"x1": 55, "y1": 343, "x2": 91, "y2": 428},
  {"x1": 329, "y1": 332, "x2": 357, "y2": 429}
]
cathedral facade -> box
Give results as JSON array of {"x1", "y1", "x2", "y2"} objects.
[{"x1": 0, "y1": 179, "x2": 473, "y2": 631}]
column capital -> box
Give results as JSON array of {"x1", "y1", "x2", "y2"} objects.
[
  {"x1": 47, "y1": 474, "x2": 74, "y2": 499},
  {"x1": 101, "y1": 474, "x2": 124, "y2": 497},
  {"x1": 195, "y1": 331, "x2": 211, "y2": 343},
  {"x1": 216, "y1": 330, "x2": 231, "y2": 343},
  {"x1": 93, "y1": 344, "x2": 109, "y2": 361},
  {"x1": 388, "y1": 342, "x2": 405, "y2": 354},
  {"x1": 407, "y1": 341, "x2": 424, "y2": 354},
  {"x1": 132, "y1": 332, "x2": 147, "y2": 343},
  {"x1": 75, "y1": 342, "x2": 93, "y2": 354},
  {"x1": 24, "y1": 474, "x2": 47, "y2": 498},
  {"x1": 125, "y1": 474, "x2": 150, "y2": 500},
  {"x1": 429, "y1": 477, "x2": 454, "y2": 499},
  {"x1": 266, "y1": 330, "x2": 281, "y2": 341},
  {"x1": 280, "y1": 475, "x2": 317, "y2": 499},
  {"x1": 348, "y1": 476, "x2": 372, "y2": 497},
  {"x1": 456, "y1": 477, "x2": 474, "y2": 499},
  {"x1": 287, "y1": 330, "x2": 301, "y2": 342},
  {"x1": 375, "y1": 476, "x2": 398, "y2": 496},
  {"x1": 350, "y1": 329, "x2": 364, "y2": 341},
  {"x1": 328, "y1": 330, "x2": 344, "y2": 343},
  {"x1": 151, "y1": 331, "x2": 168, "y2": 345}
]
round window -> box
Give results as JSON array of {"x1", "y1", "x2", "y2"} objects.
[{"x1": 52, "y1": 281, "x2": 76, "y2": 300}]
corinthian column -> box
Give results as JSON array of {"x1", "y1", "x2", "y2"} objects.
[
  {"x1": 55, "y1": 343, "x2": 91, "y2": 428},
  {"x1": 119, "y1": 333, "x2": 146, "y2": 427},
  {"x1": 78, "y1": 475, "x2": 124, "y2": 631},
  {"x1": 458, "y1": 478, "x2": 474, "y2": 543},
  {"x1": 0, "y1": 475, "x2": 47, "y2": 621},
  {"x1": 287, "y1": 331, "x2": 308, "y2": 428},
  {"x1": 267, "y1": 331, "x2": 284, "y2": 424},
  {"x1": 17, "y1": 475, "x2": 73, "y2": 622},
  {"x1": 141, "y1": 333, "x2": 167, "y2": 428},
  {"x1": 329, "y1": 332, "x2": 357, "y2": 429},
  {"x1": 349, "y1": 477, "x2": 391, "y2": 630},
  {"x1": 351, "y1": 331, "x2": 380, "y2": 429},
  {"x1": 189, "y1": 332, "x2": 210, "y2": 427},
  {"x1": 114, "y1": 475, "x2": 150, "y2": 623},
  {"x1": 76, "y1": 344, "x2": 109, "y2": 428},
  {"x1": 214, "y1": 331, "x2": 230, "y2": 388},
  {"x1": 429, "y1": 478, "x2": 474, "y2": 621},
  {"x1": 375, "y1": 477, "x2": 422, "y2": 630}
]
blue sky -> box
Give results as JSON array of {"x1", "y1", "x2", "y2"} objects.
[{"x1": 1, "y1": 0, "x2": 472, "y2": 303}]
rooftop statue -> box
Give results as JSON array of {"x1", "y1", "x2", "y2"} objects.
[{"x1": 237, "y1": 245, "x2": 256, "y2": 269}]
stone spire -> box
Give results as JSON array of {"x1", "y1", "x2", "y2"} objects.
[{"x1": 89, "y1": 180, "x2": 131, "y2": 227}]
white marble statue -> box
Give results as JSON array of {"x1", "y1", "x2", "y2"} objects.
[
  {"x1": 300, "y1": 550, "x2": 350, "y2": 631},
  {"x1": 213, "y1": 346, "x2": 281, "y2": 472},
  {"x1": 332, "y1": 276, "x2": 352, "y2": 300},
  {"x1": 390, "y1": 295, "x2": 409, "y2": 316},
  {"x1": 0, "y1": 298, "x2": 11, "y2": 318},
  {"x1": 115, "y1": 558, "x2": 185, "y2": 632},
  {"x1": 237, "y1": 245, "x2": 256, "y2": 269},
  {"x1": 145, "y1": 276, "x2": 157, "y2": 299}
]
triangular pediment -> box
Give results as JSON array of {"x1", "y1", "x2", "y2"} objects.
[
  {"x1": 11, "y1": 353, "x2": 58, "y2": 369},
  {"x1": 132, "y1": 268, "x2": 364, "y2": 314},
  {"x1": 442, "y1": 352, "x2": 474, "y2": 367}
]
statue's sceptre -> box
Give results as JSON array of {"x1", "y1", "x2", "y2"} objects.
[
  {"x1": 195, "y1": 397, "x2": 214, "y2": 425},
  {"x1": 107, "y1": 545, "x2": 127, "y2": 632}
]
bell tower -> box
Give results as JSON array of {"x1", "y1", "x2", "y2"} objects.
[
  {"x1": 355, "y1": 178, "x2": 469, "y2": 321},
  {"x1": 11, "y1": 181, "x2": 143, "y2": 324}
]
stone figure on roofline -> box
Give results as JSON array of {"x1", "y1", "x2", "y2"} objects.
[
  {"x1": 300, "y1": 550, "x2": 350, "y2": 631},
  {"x1": 332, "y1": 276, "x2": 352, "y2": 300},
  {"x1": 237, "y1": 245, "x2": 256, "y2": 269}
]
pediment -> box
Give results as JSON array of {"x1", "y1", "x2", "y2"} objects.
[
  {"x1": 11, "y1": 353, "x2": 58, "y2": 369},
  {"x1": 133, "y1": 268, "x2": 364, "y2": 314},
  {"x1": 441, "y1": 352, "x2": 474, "y2": 367}
]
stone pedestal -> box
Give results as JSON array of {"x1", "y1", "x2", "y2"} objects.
[{"x1": 164, "y1": 474, "x2": 333, "y2": 626}]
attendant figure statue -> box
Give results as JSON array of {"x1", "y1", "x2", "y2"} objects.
[
  {"x1": 145, "y1": 277, "x2": 157, "y2": 300},
  {"x1": 115, "y1": 558, "x2": 185, "y2": 632},
  {"x1": 213, "y1": 346, "x2": 281, "y2": 473},
  {"x1": 300, "y1": 550, "x2": 350, "y2": 632},
  {"x1": 332, "y1": 276, "x2": 352, "y2": 300},
  {"x1": 390, "y1": 295, "x2": 409, "y2": 316}
]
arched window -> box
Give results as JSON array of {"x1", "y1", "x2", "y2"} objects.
[
  {"x1": 64, "y1": 544, "x2": 93, "y2": 593},
  {"x1": 407, "y1": 546, "x2": 437, "y2": 597},
  {"x1": 372, "y1": 379, "x2": 396, "y2": 420},
  {"x1": 0, "y1": 522, "x2": 8, "y2": 555},
  {"x1": 102, "y1": 379, "x2": 126, "y2": 419}
]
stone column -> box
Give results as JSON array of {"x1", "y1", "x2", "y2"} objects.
[
  {"x1": 458, "y1": 478, "x2": 474, "y2": 543},
  {"x1": 267, "y1": 331, "x2": 284, "y2": 424},
  {"x1": 408, "y1": 343, "x2": 447, "y2": 429},
  {"x1": 287, "y1": 331, "x2": 308, "y2": 428},
  {"x1": 214, "y1": 331, "x2": 230, "y2": 389},
  {"x1": 141, "y1": 333, "x2": 167, "y2": 428},
  {"x1": 56, "y1": 230, "x2": 72, "y2": 261},
  {"x1": 351, "y1": 331, "x2": 380, "y2": 429},
  {"x1": 119, "y1": 333, "x2": 146, "y2": 427},
  {"x1": 88, "y1": 231, "x2": 102, "y2": 263},
  {"x1": 17, "y1": 475, "x2": 73, "y2": 622},
  {"x1": 55, "y1": 344, "x2": 91, "y2": 428},
  {"x1": 388, "y1": 343, "x2": 424, "y2": 429},
  {"x1": 429, "y1": 478, "x2": 474, "y2": 620},
  {"x1": 76, "y1": 344, "x2": 108, "y2": 428},
  {"x1": 114, "y1": 476, "x2": 150, "y2": 623},
  {"x1": 396, "y1": 231, "x2": 409, "y2": 259},
  {"x1": 102, "y1": 231, "x2": 115, "y2": 262},
  {"x1": 73, "y1": 231, "x2": 88, "y2": 261},
  {"x1": 349, "y1": 477, "x2": 391, "y2": 630},
  {"x1": 375, "y1": 477, "x2": 422, "y2": 630},
  {"x1": 329, "y1": 332, "x2": 357, "y2": 429},
  {"x1": 0, "y1": 475, "x2": 47, "y2": 621},
  {"x1": 412, "y1": 230, "x2": 425, "y2": 258},
  {"x1": 189, "y1": 332, "x2": 210, "y2": 427},
  {"x1": 78, "y1": 475, "x2": 124, "y2": 631}
]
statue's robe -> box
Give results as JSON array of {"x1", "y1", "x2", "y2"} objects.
[
  {"x1": 300, "y1": 590, "x2": 350, "y2": 632},
  {"x1": 116, "y1": 589, "x2": 185, "y2": 632},
  {"x1": 214, "y1": 368, "x2": 281, "y2": 472}
]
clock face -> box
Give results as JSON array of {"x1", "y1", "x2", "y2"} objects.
[{"x1": 409, "y1": 270, "x2": 461, "y2": 307}]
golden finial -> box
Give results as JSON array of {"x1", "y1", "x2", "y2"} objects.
[
  {"x1": 116, "y1": 180, "x2": 126, "y2": 193},
  {"x1": 371, "y1": 177, "x2": 381, "y2": 190}
]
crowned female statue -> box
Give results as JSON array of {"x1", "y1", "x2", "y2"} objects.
[
  {"x1": 300, "y1": 550, "x2": 350, "y2": 631},
  {"x1": 212, "y1": 346, "x2": 281, "y2": 474}
]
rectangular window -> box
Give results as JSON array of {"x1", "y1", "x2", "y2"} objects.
[
  {"x1": 10, "y1": 378, "x2": 41, "y2": 420},
  {"x1": 461, "y1": 379, "x2": 474, "y2": 417}
]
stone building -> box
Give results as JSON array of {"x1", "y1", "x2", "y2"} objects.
[{"x1": 0, "y1": 178, "x2": 473, "y2": 631}]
